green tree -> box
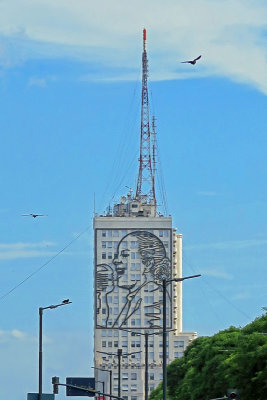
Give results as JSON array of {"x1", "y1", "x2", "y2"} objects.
[{"x1": 149, "y1": 315, "x2": 267, "y2": 400}]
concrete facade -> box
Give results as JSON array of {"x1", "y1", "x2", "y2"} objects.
[{"x1": 93, "y1": 197, "x2": 197, "y2": 400}]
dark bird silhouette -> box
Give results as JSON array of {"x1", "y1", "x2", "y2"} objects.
[
  {"x1": 62, "y1": 299, "x2": 70, "y2": 304},
  {"x1": 181, "y1": 55, "x2": 201, "y2": 65},
  {"x1": 22, "y1": 214, "x2": 47, "y2": 218}
]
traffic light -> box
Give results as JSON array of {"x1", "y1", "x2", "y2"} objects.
[
  {"x1": 228, "y1": 391, "x2": 239, "y2": 399},
  {"x1": 52, "y1": 376, "x2": 60, "y2": 394}
]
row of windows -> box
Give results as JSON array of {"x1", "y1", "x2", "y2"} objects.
[
  {"x1": 102, "y1": 241, "x2": 140, "y2": 249},
  {"x1": 101, "y1": 252, "x2": 141, "y2": 260},
  {"x1": 100, "y1": 339, "x2": 175, "y2": 348},
  {"x1": 122, "y1": 395, "x2": 153, "y2": 400},
  {"x1": 101, "y1": 319, "x2": 170, "y2": 327},
  {"x1": 122, "y1": 397, "x2": 138, "y2": 400},
  {"x1": 101, "y1": 230, "x2": 170, "y2": 238},
  {"x1": 114, "y1": 384, "x2": 155, "y2": 392},
  {"x1": 101, "y1": 352, "x2": 169, "y2": 360},
  {"x1": 113, "y1": 372, "x2": 155, "y2": 380}
]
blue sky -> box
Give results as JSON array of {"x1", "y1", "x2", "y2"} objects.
[{"x1": 1, "y1": 0, "x2": 267, "y2": 399}]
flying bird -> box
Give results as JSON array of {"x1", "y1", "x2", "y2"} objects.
[
  {"x1": 22, "y1": 214, "x2": 47, "y2": 218},
  {"x1": 62, "y1": 299, "x2": 70, "y2": 304},
  {"x1": 181, "y1": 55, "x2": 201, "y2": 65}
]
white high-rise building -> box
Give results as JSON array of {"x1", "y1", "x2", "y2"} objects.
[{"x1": 93, "y1": 30, "x2": 197, "y2": 400}]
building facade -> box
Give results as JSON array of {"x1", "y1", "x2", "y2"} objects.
[{"x1": 93, "y1": 195, "x2": 197, "y2": 399}]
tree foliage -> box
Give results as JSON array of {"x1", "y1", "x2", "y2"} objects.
[{"x1": 149, "y1": 314, "x2": 267, "y2": 400}]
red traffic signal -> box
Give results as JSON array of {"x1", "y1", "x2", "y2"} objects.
[{"x1": 228, "y1": 392, "x2": 238, "y2": 399}]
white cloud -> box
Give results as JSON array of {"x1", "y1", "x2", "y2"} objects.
[
  {"x1": 201, "y1": 269, "x2": 233, "y2": 279},
  {"x1": 185, "y1": 238, "x2": 267, "y2": 251},
  {"x1": 0, "y1": 241, "x2": 56, "y2": 250},
  {"x1": 28, "y1": 77, "x2": 47, "y2": 87},
  {"x1": 0, "y1": 0, "x2": 266, "y2": 92},
  {"x1": 0, "y1": 241, "x2": 56, "y2": 260},
  {"x1": 0, "y1": 328, "x2": 93, "y2": 400}
]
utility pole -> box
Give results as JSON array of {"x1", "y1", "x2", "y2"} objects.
[{"x1": 96, "y1": 349, "x2": 141, "y2": 400}]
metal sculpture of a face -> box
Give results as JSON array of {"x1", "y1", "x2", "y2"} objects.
[{"x1": 96, "y1": 230, "x2": 172, "y2": 329}]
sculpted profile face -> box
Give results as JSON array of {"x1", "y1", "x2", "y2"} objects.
[
  {"x1": 96, "y1": 230, "x2": 172, "y2": 328},
  {"x1": 112, "y1": 231, "x2": 171, "y2": 283}
]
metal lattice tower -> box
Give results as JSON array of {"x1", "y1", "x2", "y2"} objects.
[{"x1": 136, "y1": 29, "x2": 156, "y2": 206}]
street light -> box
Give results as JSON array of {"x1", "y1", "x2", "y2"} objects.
[
  {"x1": 119, "y1": 328, "x2": 175, "y2": 400},
  {"x1": 162, "y1": 274, "x2": 201, "y2": 400},
  {"x1": 96, "y1": 380, "x2": 105, "y2": 399},
  {"x1": 38, "y1": 299, "x2": 72, "y2": 400},
  {"x1": 96, "y1": 349, "x2": 142, "y2": 398},
  {"x1": 92, "y1": 366, "x2": 112, "y2": 397}
]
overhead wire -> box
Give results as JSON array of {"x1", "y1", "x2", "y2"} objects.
[
  {"x1": 99, "y1": 73, "x2": 141, "y2": 212},
  {"x1": 149, "y1": 88, "x2": 169, "y2": 216},
  {"x1": 0, "y1": 226, "x2": 91, "y2": 302},
  {"x1": 182, "y1": 249, "x2": 252, "y2": 322}
]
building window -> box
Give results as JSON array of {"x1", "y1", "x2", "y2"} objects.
[
  {"x1": 131, "y1": 397, "x2": 137, "y2": 400},
  {"x1": 131, "y1": 385, "x2": 137, "y2": 391},
  {"x1": 114, "y1": 341, "x2": 118, "y2": 348},
  {"x1": 102, "y1": 253, "x2": 106, "y2": 259},
  {"x1": 122, "y1": 385, "x2": 128, "y2": 391},
  {"x1": 102, "y1": 231, "x2": 106, "y2": 237},
  {"x1": 113, "y1": 230, "x2": 119, "y2": 237},
  {"x1": 108, "y1": 252, "x2": 112, "y2": 259},
  {"x1": 102, "y1": 308, "x2": 106, "y2": 314},
  {"x1": 149, "y1": 373, "x2": 154, "y2": 380},
  {"x1": 174, "y1": 341, "x2": 184, "y2": 347},
  {"x1": 131, "y1": 373, "x2": 137, "y2": 380},
  {"x1": 122, "y1": 373, "x2": 128, "y2": 380},
  {"x1": 102, "y1": 241, "x2": 107, "y2": 248},
  {"x1": 102, "y1": 341, "x2": 106, "y2": 347},
  {"x1": 102, "y1": 330, "x2": 106, "y2": 337},
  {"x1": 149, "y1": 352, "x2": 154, "y2": 359},
  {"x1": 122, "y1": 341, "x2": 128, "y2": 347}
]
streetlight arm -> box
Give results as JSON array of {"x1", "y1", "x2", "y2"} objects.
[{"x1": 172, "y1": 274, "x2": 201, "y2": 283}]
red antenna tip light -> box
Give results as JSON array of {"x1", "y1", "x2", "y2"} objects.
[{"x1": 143, "y1": 28, "x2": 146, "y2": 41}]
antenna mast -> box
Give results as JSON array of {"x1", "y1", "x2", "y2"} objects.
[{"x1": 136, "y1": 29, "x2": 156, "y2": 208}]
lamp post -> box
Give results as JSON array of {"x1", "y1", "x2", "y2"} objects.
[
  {"x1": 118, "y1": 328, "x2": 174, "y2": 400},
  {"x1": 96, "y1": 349, "x2": 142, "y2": 399},
  {"x1": 92, "y1": 366, "x2": 112, "y2": 397},
  {"x1": 162, "y1": 274, "x2": 201, "y2": 400},
  {"x1": 38, "y1": 299, "x2": 72, "y2": 400},
  {"x1": 96, "y1": 380, "x2": 105, "y2": 399}
]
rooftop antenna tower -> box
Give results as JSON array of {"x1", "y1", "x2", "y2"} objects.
[{"x1": 135, "y1": 29, "x2": 156, "y2": 209}]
